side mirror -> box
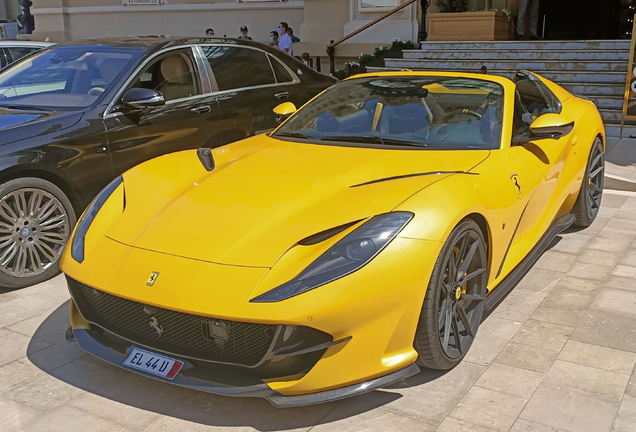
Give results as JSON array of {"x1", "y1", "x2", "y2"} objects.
[
  {"x1": 121, "y1": 88, "x2": 165, "y2": 110},
  {"x1": 512, "y1": 113, "x2": 574, "y2": 146},
  {"x1": 273, "y1": 102, "x2": 297, "y2": 123}
]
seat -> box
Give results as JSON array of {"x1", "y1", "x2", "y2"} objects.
[
  {"x1": 385, "y1": 103, "x2": 430, "y2": 135},
  {"x1": 156, "y1": 55, "x2": 196, "y2": 101}
]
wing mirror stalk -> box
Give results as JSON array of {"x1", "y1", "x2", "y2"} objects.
[{"x1": 512, "y1": 114, "x2": 574, "y2": 146}]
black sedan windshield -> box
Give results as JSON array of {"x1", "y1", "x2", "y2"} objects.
[
  {"x1": 274, "y1": 76, "x2": 505, "y2": 150},
  {"x1": 0, "y1": 45, "x2": 144, "y2": 109}
]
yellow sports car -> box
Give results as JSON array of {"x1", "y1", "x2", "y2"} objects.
[{"x1": 61, "y1": 70, "x2": 605, "y2": 407}]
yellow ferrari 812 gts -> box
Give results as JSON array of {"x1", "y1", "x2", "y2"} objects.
[{"x1": 62, "y1": 70, "x2": 605, "y2": 407}]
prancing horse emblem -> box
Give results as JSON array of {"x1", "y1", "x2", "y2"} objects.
[
  {"x1": 510, "y1": 173, "x2": 522, "y2": 199},
  {"x1": 149, "y1": 317, "x2": 163, "y2": 337},
  {"x1": 146, "y1": 271, "x2": 159, "y2": 286}
]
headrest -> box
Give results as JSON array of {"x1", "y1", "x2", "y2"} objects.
[
  {"x1": 99, "y1": 58, "x2": 128, "y2": 84},
  {"x1": 160, "y1": 55, "x2": 190, "y2": 84}
]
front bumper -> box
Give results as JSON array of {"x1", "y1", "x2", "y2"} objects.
[{"x1": 71, "y1": 323, "x2": 419, "y2": 407}]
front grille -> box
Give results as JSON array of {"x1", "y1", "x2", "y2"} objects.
[{"x1": 68, "y1": 279, "x2": 329, "y2": 367}]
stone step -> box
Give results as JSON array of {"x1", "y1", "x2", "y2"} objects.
[
  {"x1": 605, "y1": 124, "x2": 636, "y2": 137},
  {"x1": 559, "y1": 83, "x2": 627, "y2": 97},
  {"x1": 385, "y1": 58, "x2": 628, "y2": 73},
  {"x1": 367, "y1": 66, "x2": 627, "y2": 84},
  {"x1": 600, "y1": 109, "x2": 623, "y2": 123},
  {"x1": 409, "y1": 40, "x2": 631, "y2": 51},
  {"x1": 403, "y1": 50, "x2": 629, "y2": 61},
  {"x1": 585, "y1": 96, "x2": 623, "y2": 110}
]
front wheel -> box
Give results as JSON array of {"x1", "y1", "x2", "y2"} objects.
[
  {"x1": 414, "y1": 219, "x2": 488, "y2": 370},
  {"x1": 0, "y1": 178, "x2": 76, "y2": 289},
  {"x1": 573, "y1": 137, "x2": 604, "y2": 227}
]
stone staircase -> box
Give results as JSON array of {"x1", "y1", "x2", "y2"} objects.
[{"x1": 367, "y1": 40, "x2": 632, "y2": 137}]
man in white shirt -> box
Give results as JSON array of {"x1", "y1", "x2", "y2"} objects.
[{"x1": 278, "y1": 21, "x2": 293, "y2": 56}]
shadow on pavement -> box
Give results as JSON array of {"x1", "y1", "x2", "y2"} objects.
[{"x1": 28, "y1": 301, "x2": 450, "y2": 429}]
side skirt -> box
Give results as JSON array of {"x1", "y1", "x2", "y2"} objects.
[{"x1": 484, "y1": 213, "x2": 576, "y2": 312}]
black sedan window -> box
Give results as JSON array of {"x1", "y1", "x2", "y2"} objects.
[
  {"x1": 202, "y1": 46, "x2": 276, "y2": 91},
  {"x1": 0, "y1": 45, "x2": 143, "y2": 109},
  {"x1": 274, "y1": 76, "x2": 505, "y2": 150}
]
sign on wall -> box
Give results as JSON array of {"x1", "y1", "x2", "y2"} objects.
[
  {"x1": 621, "y1": 19, "x2": 636, "y2": 136},
  {"x1": 360, "y1": 0, "x2": 400, "y2": 12},
  {"x1": 125, "y1": 0, "x2": 161, "y2": 5}
]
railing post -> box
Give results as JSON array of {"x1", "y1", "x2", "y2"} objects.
[
  {"x1": 315, "y1": 56, "x2": 321, "y2": 72},
  {"x1": 418, "y1": 0, "x2": 431, "y2": 42},
  {"x1": 327, "y1": 41, "x2": 335, "y2": 75}
]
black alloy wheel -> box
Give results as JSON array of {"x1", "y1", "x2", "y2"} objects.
[
  {"x1": 573, "y1": 137, "x2": 604, "y2": 227},
  {"x1": 415, "y1": 219, "x2": 488, "y2": 370},
  {"x1": 0, "y1": 178, "x2": 76, "y2": 289}
]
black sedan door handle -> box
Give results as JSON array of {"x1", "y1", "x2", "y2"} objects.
[
  {"x1": 96, "y1": 145, "x2": 108, "y2": 153},
  {"x1": 274, "y1": 92, "x2": 289, "y2": 99},
  {"x1": 191, "y1": 105, "x2": 211, "y2": 115}
]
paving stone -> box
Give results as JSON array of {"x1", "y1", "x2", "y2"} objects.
[
  {"x1": 17, "y1": 275, "x2": 70, "y2": 305},
  {"x1": 599, "y1": 193, "x2": 629, "y2": 209},
  {"x1": 541, "y1": 285, "x2": 597, "y2": 311},
  {"x1": 520, "y1": 383, "x2": 619, "y2": 432},
  {"x1": 312, "y1": 407, "x2": 435, "y2": 431},
  {"x1": 549, "y1": 232, "x2": 594, "y2": 255},
  {"x1": 0, "y1": 296, "x2": 57, "y2": 328},
  {"x1": 463, "y1": 317, "x2": 523, "y2": 366},
  {"x1": 5, "y1": 308, "x2": 70, "y2": 345},
  {"x1": 627, "y1": 373, "x2": 636, "y2": 398},
  {"x1": 598, "y1": 206, "x2": 618, "y2": 219},
  {"x1": 70, "y1": 393, "x2": 162, "y2": 430},
  {"x1": 495, "y1": 342, "x2": 559, "y2": 374},
  {"x1": 575, "y1": 248, "x2": 622, "y2": 267},
  {"x1": 589, "y1": 228, "x2": 635, "y2": 253},
  {"x1": 513, "y1": 268, "x2": 565, "y2": 296},
  {"x1": 436, "y1": 417, "x2": 496, "y2": 431},
  {"x1": 618, "y1": 248, "x2": 636, "y2": 267},
  {"x1": 535, "y1": 251, "x2": 576, "y2": 273},
  {"x1": 530, "y1": 305, "x2": 584, "y2": 327},
  {"x1": 571, "y1": 309, "x2": 636, "y2": 353},
  {"x1": 606, "y1": 218, "x2": 636, "y2": 233},
  {"x1": 578, "y1": 216, "x2": 609, "y2": 235},
  {"x1": 489, "y1": 291, "x2": 543, "y2": 323},
  {"x1": 0, "y1": 396, "x2": 41, "y2": 432},
  {"x1": 567, "y1": 262, "x2": 613, "y2": 281},
  {"x1": 474, "y1": 363, "x2": 544, "y2": 399},
  {"x1": 558, "y1": 340, "x2": 636, "y2": 375},
  {"x1": 554, "y1": 275, "x2": 604, "y2": 293},
  {"x1": 5, "y1": 372, "x2": 86, "y2": 412},
  {"x1": 544, "y1": 360, "x2": 629, "y2": 402},
  {"x1": 26, "y1": 341, "x2": 85, "y2": 373},
  {"x1": 603, "y1": 275, "x2": 636, "y2": 292},
  {"x1": 509, "y1": 419, "x2": 567, "y2": 431},
  {"x1": 0, "y1": 359, "x2": 43, "y2": 393},
  {"x1": 612, "y1": 265, "x2": 636, "y2": 278},
  {"x1": 590, "y1": 288, "x2": 636, "y2": 319},
  {"x1": 612, "y1": 394, "x2": 636, "y2": 432},
  {"x1": 0, "y1": 328, "x2": 51, "y2": 367},
  {"x1": 511, "y1": 320, "x2": 574, "y2": 352},
  {"x1": 140, "y1": 413, "x2": 255, "y2": 432},
  {"x1": 23, "y1": 405, "x2": 135, "y2": 432},
  {"x1": 450, "y1": 386, "x2": 526, "y2": 432},
  {"x1": 377, "y1": 361, "x2": 487, "y2": 425}
]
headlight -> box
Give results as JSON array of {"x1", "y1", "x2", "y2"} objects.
[
  {"x1": 71, "y1": 176, "x2": 123, "y2": 263},
  {"x1": 251, "y1": 212, "x2": 413, "y2": 302}
]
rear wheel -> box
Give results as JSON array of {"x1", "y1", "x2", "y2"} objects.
[
  {"x1": 0, "y1": 178, "x2": 76, "y2": 289},
  {"x1": 414, "y1": 220, "x2": 488, "y2": 370},
  {"x1": 573, "y1": 137, "x2": 604, "y2": 227}
]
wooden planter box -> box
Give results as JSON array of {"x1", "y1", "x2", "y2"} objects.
[{"x1": 428, "y1": 12, "x2": 513, "y2": 41}]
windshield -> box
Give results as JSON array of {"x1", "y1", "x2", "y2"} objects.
[
  {"x1": 274, "y1": 76, "x2": 505, "y2": 150},
  {"x1": 0, "y1": 45, "x2": 144, "y2": 110}
]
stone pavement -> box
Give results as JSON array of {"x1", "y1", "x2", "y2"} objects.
[{"x1": 1, "y1": 141, "x2": 636, "y2": 431}]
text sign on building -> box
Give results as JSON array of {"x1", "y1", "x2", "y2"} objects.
[{"x1": 126, "y1": 0, "x2": 160, "y2": 5}]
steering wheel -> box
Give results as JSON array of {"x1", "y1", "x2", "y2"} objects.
[
  {"x1": 443, "y1": 109, "x2": 482, "y2": 123},
  {"x1": 88, "y1": 87, "x2": 105, "y2": 96}
]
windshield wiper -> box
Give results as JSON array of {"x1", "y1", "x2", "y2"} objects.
[
  {"x1": 275, "y1": 132, "x2": 314, "y2": 140},
  {"x1": 0, "y1": 104, "x2": 46, "y2": 112},
  {"x1": 320, "y1": 135, "x2": 427, "y2": 148}
]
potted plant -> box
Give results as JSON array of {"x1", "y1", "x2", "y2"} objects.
[{"x1": 428, "y1": 0, "x2": 513, "y2": 41}]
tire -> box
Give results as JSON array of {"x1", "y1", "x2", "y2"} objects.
[
  {"x1": 414, "y1": 219, "x2": 488, "y2": 370},
  {"x1": 0, "y1": 177, "x2": 76, "y2": 289},
  {"x1": 572, "y1": 137, "x2": 604, "y2": 227}
]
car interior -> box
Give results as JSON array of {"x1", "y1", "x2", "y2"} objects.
[{"x1": 129, "y1": 52, "x2": 199, "y2": 102}]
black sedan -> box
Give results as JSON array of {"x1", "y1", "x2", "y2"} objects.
[{"x1": 0, "y1": 36, "x2": 336, "y2": 288}]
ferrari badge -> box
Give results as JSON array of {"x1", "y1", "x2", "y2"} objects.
[
  {"x1": 510, "y1": 173, "x2": 522, "y2": 199},
  {"x1": 146, "y1": 271, "x2": 160, "y2": 286}
]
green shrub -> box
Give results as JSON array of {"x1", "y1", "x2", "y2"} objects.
[{"x1": 435, "y1": 0, "x2": 468, "y2": 13}]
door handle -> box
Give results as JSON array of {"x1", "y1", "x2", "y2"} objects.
[
  {"x1": 191, "y1": 105, "x2": 211, "y2": 114},
  {"x1": 571, "y1": 135, "x2": 579, "y2": 146},
  {"x1": 274, "y1": 92, "x2": 289, "y2": 99},
  {"x1": 96, "y1": 145, "x2": 108, "y2": 153}
]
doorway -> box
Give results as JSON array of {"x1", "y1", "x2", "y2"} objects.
[{"x1": 536, "y1": 0, "x2": 629, "y2": 40}]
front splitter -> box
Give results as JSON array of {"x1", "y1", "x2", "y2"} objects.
[{"x1": 73, "y1": 328, "x2": 420, "y2": 407}]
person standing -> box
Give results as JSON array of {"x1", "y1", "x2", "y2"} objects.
[
  {"x1": 205, "y1": 28, "x2": 214, "y2": 37},
  {"x1": 288, "y1": 27, "x2": 300, "y2": 43},
  {"x1": 239, "y1": 26, "x2": 253, "y2": 40},
  {"x1": 269, "y1": 31, "x2": 279, "y2": 48},
  {"x1": 278, "y1": 21, "x2": 293, "y2": 55},
  {"x1": 516, "y1": 0, "x2": 540, "y2": 40}
]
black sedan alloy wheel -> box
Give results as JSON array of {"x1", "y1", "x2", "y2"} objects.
[
  {"x1": 415, "y1": 219, "x2": 488, "y2": 370},
  {"x1": 0, "y1": 178, "x2": 75, "y2": 288}
]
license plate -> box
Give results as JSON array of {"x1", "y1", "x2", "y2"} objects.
[{"x1": 123, "y1": 347, "x2": 183, "y2": 380}]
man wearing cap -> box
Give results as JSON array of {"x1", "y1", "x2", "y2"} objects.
[{"x1": 239, "y1": 26, "x2": 253, "y2": 40}]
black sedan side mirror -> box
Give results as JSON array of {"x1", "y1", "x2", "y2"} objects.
[
  {"x1": 121, "y1": 88, "x2": 165, "y2": 110},
  {"x1": 512, "y1": 113, "x2": 574, "y2": 146}
]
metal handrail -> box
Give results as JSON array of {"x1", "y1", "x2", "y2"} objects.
[{"x1": 326, "y1": 0, "x2": 419, "y2": 74}]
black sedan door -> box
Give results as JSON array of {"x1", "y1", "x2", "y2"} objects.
[
  {"x1": 104, "y1": 47, "x2": 222, "y2": 175},
  {"x1": 199, "y1": 44, "x2": 296, "y2": 144}
]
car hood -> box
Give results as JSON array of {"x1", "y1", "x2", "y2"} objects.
[
  {"x1": 107, "y1": 136, "x2": 490, "y2": 267},
  {"x1": 0, "y1": 108, "x2": 84, "y2": 145}
]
